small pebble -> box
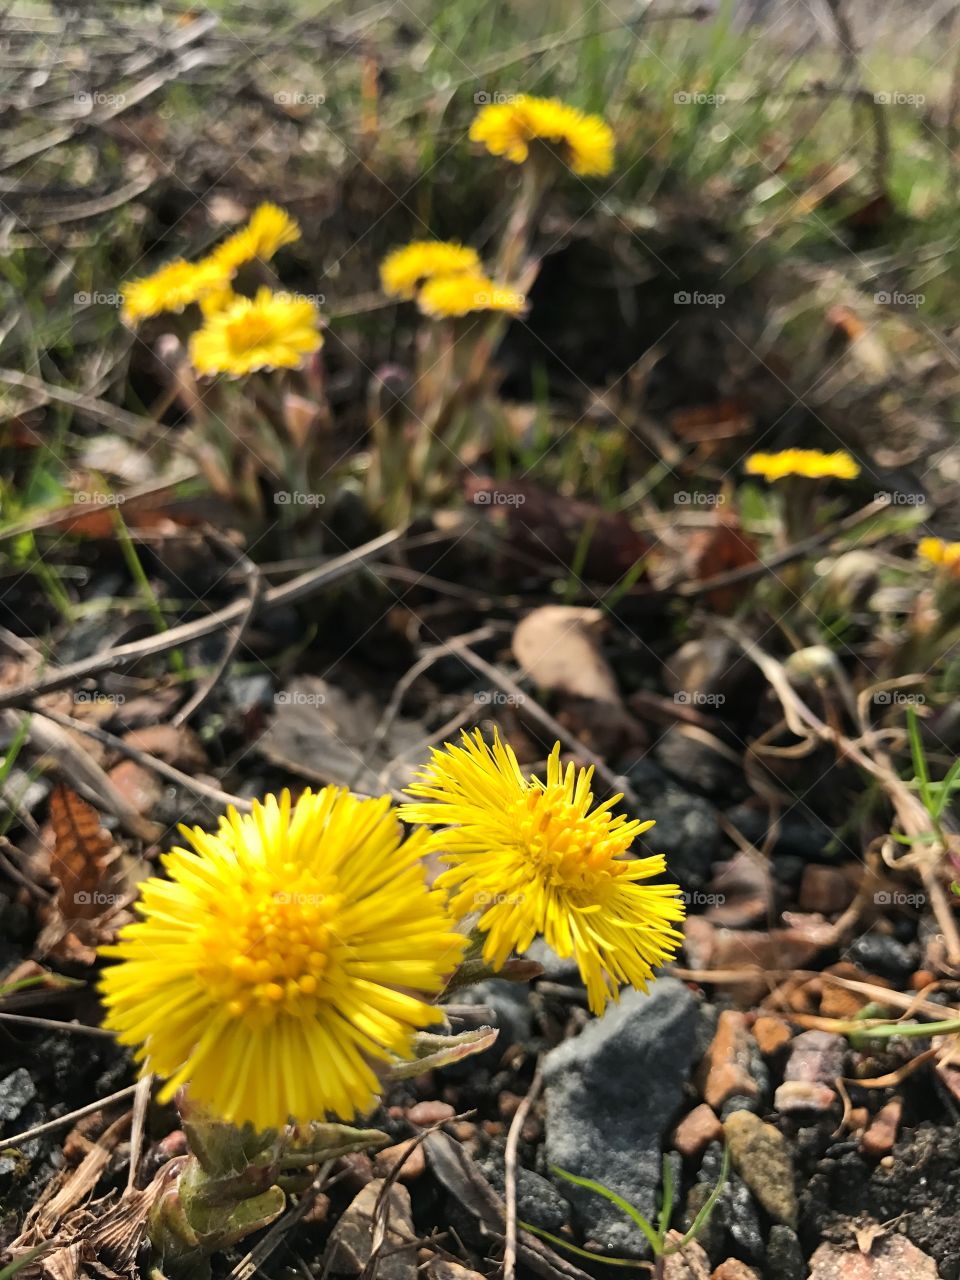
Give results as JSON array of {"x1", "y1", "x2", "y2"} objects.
[
  {"x1": 700, "y1": 1011, "x2": 760, "y2": 1109},
  {"x1": 673, "y1": 1104, "x2": 723, "y2": 1159},
  {"x1": 860, "y1": 1098, "x2": 902, "y2": 1159},
  {"x1": 784, "y1": 1029, "x2": 846, "y2": 1084},
  {"x1": 711, "y1": 1262, "x2": 760, "y2": 1280},
  {"x1": 774, "y1": 1081, "x2": 838, "y2": 1115},
  {"x1": 751, "y1": 1014, "x2": 792, "y2": 1056},
  {"x1": 373, "y1": 1140, "x2": 426, "y2": 1181},
  {"x1": 406, "y1": 1100, "x2": 455, "y2": 1126}
]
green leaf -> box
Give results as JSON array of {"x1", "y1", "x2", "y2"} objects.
[{"x1": 549, "y1": 1166, "x2": 663, "y2": 1254}]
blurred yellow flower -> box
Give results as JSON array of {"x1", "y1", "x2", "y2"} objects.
[
  {"x1": 380, "y1": 240, "x2": 482, "y2": 300},
  {"x1": 417, "y1": 271, "x2": 525, "y2": 319},
  {"x1": 189, "y1": 287, "x2": 322, "y2": 377},
  {"x1": 469, "y1": 95, "x2": 615, "y2": 177},
  {"x1": 212, "y1": 203, "x2": 302, "y2": 274},
  {"x1": 100, "y1": 788, "x2": 466, "y2": 1130},
  {"x1": 121, "y1": 257, "x2": 230, "y2": 325},
  {"x1": 918, "y1": 536, "x2": 960, "y2": 575},
  {"x1": 744, "y1": 448, "x2": 860, "y2": 482},
  {"x1": 401, "y1": 730, "x2": 685, "y2": 1015}
]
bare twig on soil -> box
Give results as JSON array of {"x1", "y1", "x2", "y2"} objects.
[
  {"x1": 30, "y1": 706, "x2": 252, "y2": 812},
  {"x1": 171, "y1": 534, "x2": 263, "y2": 728},
  {"x1": 504, "y1": 1066, "x2": 543, "y2": 1280},
  {"x1": 0, "y1": 529, "x2": 401, "y2": 709},
  {"x1": 0, "y1": 1083, "x2": 140, "y2": 1149}
]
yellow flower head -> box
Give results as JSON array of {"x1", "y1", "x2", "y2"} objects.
[
  {"x1": 417, "y1": 271, "x2": 526, "y2": 319},
  {"x1": 380, "y1": 240, "x2": 482, "y2": 300},
  {"x1": 189, "y1": 287, "x2": 322, "y2": 377},
  {"x1": 401, "y1": 730, "x2": 685, "y2": 1015},
  {"x1": 918, "y1": 536, "x2": 960, "y2": 576},
  {"x1": 211, "y1": 203, "x2": 302, "y2": 275},
  {"x1": 100, "y1": 788, "x2": 466, "y2": 1130},
  {"x1": 744, "y1": 448, "x2": 861, "y2": 482},
  {"x1": 121, "y1": 256, "x2": 230, "y2": 326},
  {"x1": 469, "y1": 95, "x2": 615, "y2": 177}
]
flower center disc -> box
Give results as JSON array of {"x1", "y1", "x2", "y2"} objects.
[
  {"x1": 197, "y1": 870, "x2": 341, "y2": 1026},
  {"x1": 226, "y1": 312, "x2": 274, "y2": 354},
  {"x1": 509, "y1": 785, "x2": 627, "y2": 893}
]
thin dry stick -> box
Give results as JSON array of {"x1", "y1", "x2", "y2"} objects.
[
  {"x1": 0, "y1": 1083, "x2": 141, "y2": 1149},
  {"x1": 126, "y1": 1074, "x2": 153, "y2": 1192},
  {"x1": 0, "y1": 529, "x2": 401, "y2": 709},
  {"x1": 171, "y1": 535, "x2": 263, "y2": 728},
  {"x1": 0, "y1": 1011, "x2": 114, "y2": 1037},
  {"x1": 446, "y1": 639, "x2": 640, "y2": 808},
  {"x1": 228, "y1": 1159, "x2": 335, "y2": 1280},
  {"x1": 504, "y1": 1067, "x2": 543, "y2": 1280},
  {"x1": 30, "y1": 706, "x2": 252, "y2": 812}
]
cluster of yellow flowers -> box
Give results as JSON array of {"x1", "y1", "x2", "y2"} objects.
[
  {"x1": 918, "y1": 536, "x2": 960, "y2": 576},
  {"x1": 101, "y1": 731, "x2": 684, "y2": 1131},
  {"x1": 469, "y1": 94, "x2": 615, "y2": 177},
  {"x1": 120, "y1": 204, "x2": 322, "y2": 377},
  {"x1": 744, "y1": 448, "x2": 861, "y2": 482},
  {"x1": 379, "y1": 240, "x2": 525, "y2": 319}
]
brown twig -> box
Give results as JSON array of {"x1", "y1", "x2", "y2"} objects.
[
  {"x1": 0, "y1": 529, "x2": 401, "y2": 709},
  {"x1": 504, "y1": 1067, "x2": 543, "y2": 1280}
]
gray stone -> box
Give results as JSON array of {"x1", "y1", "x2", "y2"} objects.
[
  {"x1": 456, "y1": 980, "x2": 532, "y2": 1056},
  {"x1": 325, "y1": 1179, "x2": 416, "y2": 1280},
  {"x1": 480, "y1": 1157, "x2": 570, "y2": 1232},
  {"x1": 0, "y1": 1068, "x2": 37, "y2": 1125},
  {"x1": 626, "y1": 762, "x2": 720, "y2": 890},
  {"x1": 543, "y1": 978, "x2": 700, "y2": 1254},
  {"x1": 765, "y1": 1225, "x2": 804, "y2": 1280}
]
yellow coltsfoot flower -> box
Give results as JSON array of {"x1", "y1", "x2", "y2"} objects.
[
  {"x1": 416, "y1": 271, "x2": 525, "y2": 319},
  {"x1": 189, "y1": 287, "x2": 322, "y2": 376},
  {"x1": 469, "y1": 95, "x2": 615, "y2": 177},
  {"x1": 380, "y1": 240, "x2": 482, "y2": 300},
  {"x1": 744, "y1": 448, "x2": 860, "y2": 482},
  {"x1": 211, "y1": 203, "x2": 302, "y2": 275},
  {"x1": 121, "y1": 256, "x2": 231, "y2": 326},
  {"x1": 100, "y1": 789, "x2": 466, "y2": 1130},
  {"x1": 401, "y1": 730, "x2": 685, "y2": 1015},
  {"x1": 918, "y1": 536, "x2": 960, "y2": 576}
]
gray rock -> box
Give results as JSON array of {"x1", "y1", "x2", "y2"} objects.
[
  {"x1": 543, "y1": 978, "x2": 700, "y2": 1254},
  {"x1": 698, "y1": 1144, "x2": 764, "y2": 1264},
  {"x1": 525, "y1": 939, "x2": 582, "y2": 984},
  {"x1": 456, "y1": 980, "x2": 532, "y2": 1053},
  {"x1": 766, "y1": 1225, "x2": 804, "y2": 1280},
  {"x1": 0, "y1": 1069, "x2": 37, "y2": 1125},
  {"x1": 626, "y1": 762, "x2": 720, "y2": 890},
  {"x1": 325, "y1": 1179, "x2": 416, "y2": 1280},
  {"x1": 848, "y1": 933, "x2": 917, "y2": 980},
  {"x1": 480, "y1": 1158, "x2": 570, "y2": 1232},
  {"x1": 653, "y1": 728, "x2": 740, "y2": 800}
]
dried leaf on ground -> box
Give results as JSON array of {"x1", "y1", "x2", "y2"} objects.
[{"x1": 513, "y1": 606, "x2": 619, "y2": 704}]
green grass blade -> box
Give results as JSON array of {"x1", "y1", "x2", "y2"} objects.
[{"x1": 549, "y1": 1166, "x2": 663, "y2": 1254}]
